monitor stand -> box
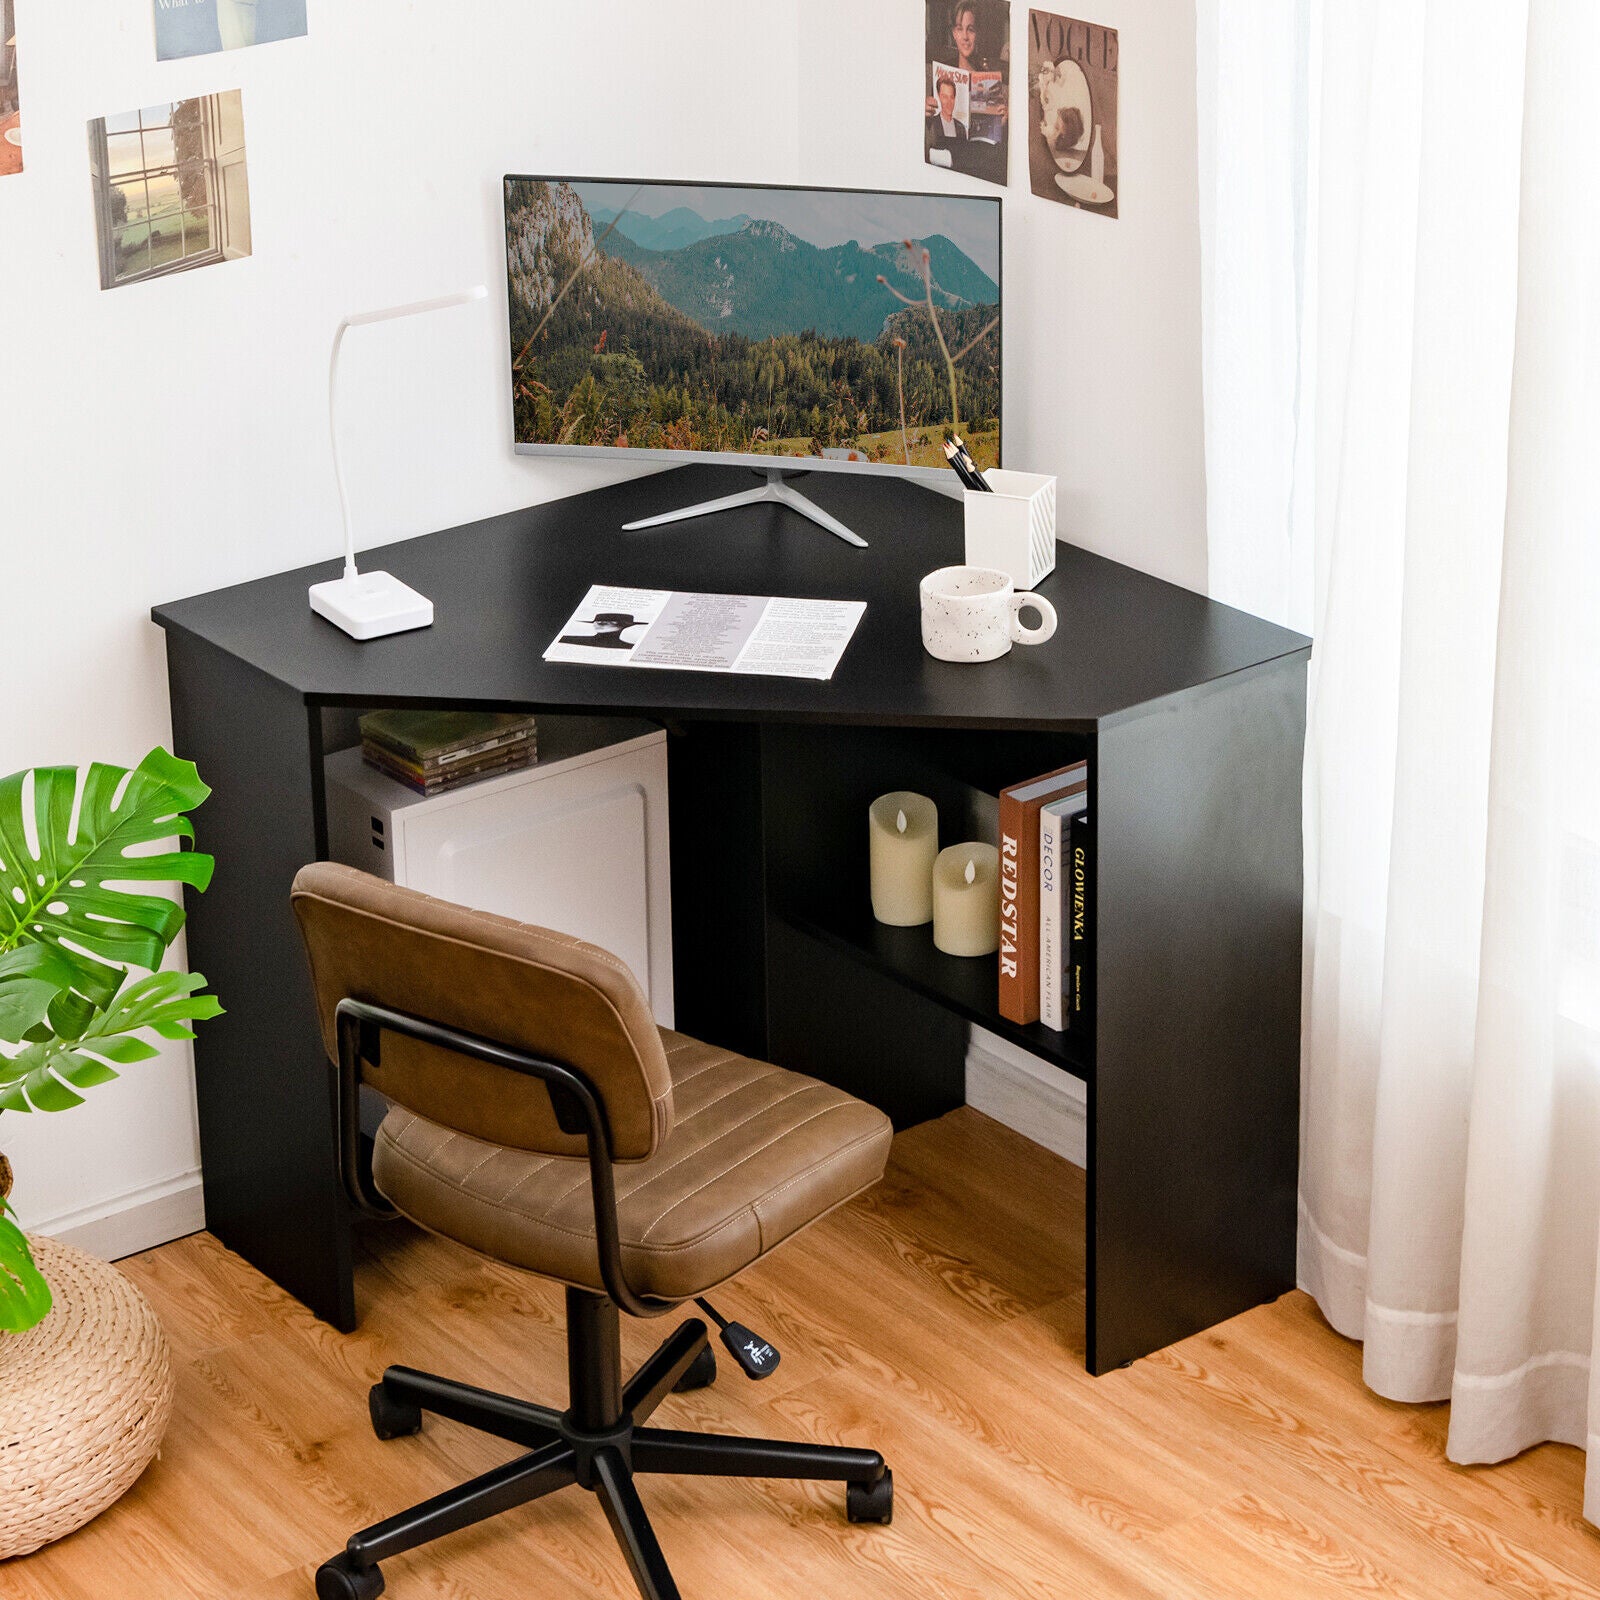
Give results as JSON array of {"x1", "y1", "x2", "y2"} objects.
[{"x1": 621, "y1": 468, "x2": 868, "y2": 548}]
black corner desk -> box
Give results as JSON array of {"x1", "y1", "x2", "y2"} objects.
[{"x1": 152, "y1": 464, "x2": 1311, "y2": 1375}]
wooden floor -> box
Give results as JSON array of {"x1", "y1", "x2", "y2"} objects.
[{"x1": 10, "y1": 1110, "x2": 1597, "y2": 1599}]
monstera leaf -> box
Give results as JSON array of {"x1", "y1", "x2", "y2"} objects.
[
  {"x1": 0, "y1": 749, "x2": 215, "y2": 1011},
  {"x1": 0, "y1": 946, "x2": 79, "y2": 1043},
  {"x1": 0, "y1": 1202, "x2": 51, "y2": 1334},
  {"x1": 0, "y1": 748, "x2": 220, "y2": 1332},
  {"x1": 0, "y1": 970, "x2": 223, "y2": 1114}
]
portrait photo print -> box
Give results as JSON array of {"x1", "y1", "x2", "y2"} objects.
[
  {"x1": 153, "y1": 0, "x2": 308, "y2": 61},
  {"x1": 924, "y1": 1, "x2": 1010, "y2": 188},
  {"x1": 89, "y1": 91, "x2": 252, "y2": 291}
]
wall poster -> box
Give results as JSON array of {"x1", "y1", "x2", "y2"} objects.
[
  {"x1": 1, "y1": 0, "x2": 21, "y2": 178},
  {"x1": 924, "y1": 2, "x2": 1010, "y2": 189},
  {"x1": 153, "y1": 0, "x2": 307, "y2": 61},
  {"x1": 88, "y1": 90, "x2": 253, "y2": 290},
  {"x1": 1028, "y1": 9, "x2": 1118, "y2": 217}
]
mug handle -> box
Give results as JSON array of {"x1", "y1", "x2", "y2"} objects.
[{"x1": 1010, "y1": 591, "x2": 1058, "y2": 646}]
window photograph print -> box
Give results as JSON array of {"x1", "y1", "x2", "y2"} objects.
[
  {"x1": 1, "y1": 0, "x2": 22, "y2": 178},
  {"x1": 1028, "y1": 10, "x2": 1118, "y2": 217},
  {"x1": 924, "y1": 1, "x2": 1009, "y2": 188},
  {"x1": 88, "y1": 91, "x2": 252, "y2": 291},
  {"x1": 153, "y1": 0, "x2": 307, "y2": 61}
]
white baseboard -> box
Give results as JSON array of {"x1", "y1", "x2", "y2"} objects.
[
  {"x1": 965, "y1": 1026, "x2": 1087, "y2": 1168},
  {"x1": 33, "y1": 1170, "x2": 205, "y2": 1262}
]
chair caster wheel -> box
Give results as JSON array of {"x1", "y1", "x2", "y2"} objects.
[
  {"x1": 368, "y1": 1381, "x2": 423, "y2": 1441},
  {"x1": 673, "y1": 1343, "x2": 718, "y2": 1393},
  {"x1": 315, "y1": 1552, "x2": 385, "y2": 1600},
  {"x1": 847, "y1": 1467, "x2": 894, "y2": 1525}
]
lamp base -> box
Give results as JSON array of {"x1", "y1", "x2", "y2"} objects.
[{"x1": 309, "y1": 571, "x2": 433, "y2": 640}]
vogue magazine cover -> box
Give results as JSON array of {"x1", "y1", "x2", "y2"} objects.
[{"x1": 1028, "y1": 9, "x2": 1118, "y2": 217}]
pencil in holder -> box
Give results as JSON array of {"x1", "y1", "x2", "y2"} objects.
[{"x1": 963, "y1": 470, "x2": 1057, "y2": 589}]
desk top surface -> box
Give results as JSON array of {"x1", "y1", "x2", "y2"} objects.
[{"x1": 152, "y1": 465, "x2": 1309, "y2": 731}]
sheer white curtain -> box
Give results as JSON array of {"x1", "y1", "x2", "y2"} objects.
[{"x1": 1197, "y1": 0, "x2": 1600, "y2": 1515}]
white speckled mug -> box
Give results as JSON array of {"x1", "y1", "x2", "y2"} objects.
[{"x1": 919, "y1": 565, "x2": 1058, "y2": 663}]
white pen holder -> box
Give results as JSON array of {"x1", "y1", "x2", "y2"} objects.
[{"x1": 963, "y1": 469, "x2": 1057, "y2": 589}]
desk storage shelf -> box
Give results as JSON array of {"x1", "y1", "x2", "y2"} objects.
[
  {"x1": 777, "y1": 900, "x2": 1095, "y2": 1080},
  {"x1": 152, "y1": 463, "x2": 1310, "y2": 1374},
  {"x1": 757, "y1": 721, "x2": 1096, "y2": 1083}
]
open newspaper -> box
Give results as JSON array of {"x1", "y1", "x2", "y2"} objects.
[{"x1": 544, "y1": 585, "x2": 866, "y2": 681}]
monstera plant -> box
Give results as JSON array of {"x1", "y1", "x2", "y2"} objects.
[{"x1": 0, "y1": 748, "x2": 221, "y2": 1333}]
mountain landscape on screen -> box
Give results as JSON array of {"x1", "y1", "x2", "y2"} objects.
[
  {"x1": 504, "y1": 179, "x2": 1001, "y2": 468},
  {"x1": 590, "y1": 204, "x2": 755, "y2": 254}
]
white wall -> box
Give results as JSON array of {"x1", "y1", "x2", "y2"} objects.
[
  {"x1": 807, "y1": 0, "x2": 1208, "y2": 589},
  {"x1": 0, "y1": 0, "x2": 1204, "y2": 1250},
  {"x1": 0, "y1": 0, "x2": 800, "y2": 1246}
]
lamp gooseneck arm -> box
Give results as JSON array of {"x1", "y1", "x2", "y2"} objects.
[
  {"x1": 324, "y1": 285, "x2": 485, "y2": 588},
  {"x1": 328, "y1": 318, "x2": 357, "y2": 582}
]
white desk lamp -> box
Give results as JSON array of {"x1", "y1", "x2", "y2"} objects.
[{"x1": 309, "y1": 284, "x2": 489, "y2": 640}]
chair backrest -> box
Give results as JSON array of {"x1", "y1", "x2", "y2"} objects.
[{"x1": 291, "y1": 862, "x2": 673, "y2": 1161}]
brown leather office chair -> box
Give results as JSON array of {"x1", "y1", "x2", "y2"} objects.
[{"x1": 291, "y1": 863, "x2": 895, "y2": 1600}]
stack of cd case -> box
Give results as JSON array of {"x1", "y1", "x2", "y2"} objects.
[{"x1": 359, "y1": 709, "x2": 536, "y2": 796}]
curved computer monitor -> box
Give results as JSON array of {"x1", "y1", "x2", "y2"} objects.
[{"x1": 503, "y1": 176, "x2": 1002, "y2": 491}]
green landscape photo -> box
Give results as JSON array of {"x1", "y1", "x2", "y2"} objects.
[{"x1": 504, "y1": 179, "x2": 1002, "y2": 469}]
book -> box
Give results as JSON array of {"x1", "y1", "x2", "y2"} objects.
[
  {"x1": 1068, "y1": 813, "x2": 1095, "y2": 1029},
  {"x1": 1039, "y1": 801, "x2": 1064, "y2": 1030},
  {"x1": 358, "y1": 709, "x2": 536, "y2": 767},
  {"x1": 1039, "y1": 789, "x2": 1089, "y2": 1030},
  {"x1": 998, "y1": 762, "x2": 1088, "y2": 1024}
]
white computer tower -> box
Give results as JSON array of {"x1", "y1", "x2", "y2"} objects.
[{"x1": 324, "y1": 717, "x2": 674, "y2": 1028}]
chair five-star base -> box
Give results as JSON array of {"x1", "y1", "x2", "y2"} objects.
[{"x1": 314, "y1": 1288, "x2": 893, "y2": 1600}]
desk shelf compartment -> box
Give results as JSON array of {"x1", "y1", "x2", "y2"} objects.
[
  {"x1": 776, "y1": 898, "x2": 1093, "y2": 1081},
  {"x1": 759, "y1": 723, "x2": 1096, "y2": 1084}
]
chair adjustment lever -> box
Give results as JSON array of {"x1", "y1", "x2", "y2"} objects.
[{"x1": 694, "y1": 1297, "x2": 781, "y2": 1380}]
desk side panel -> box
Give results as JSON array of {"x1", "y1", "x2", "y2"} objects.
[
  {"x1": 1089, "y1": 657, "x2": 1306, "y2": 1372},
  {"x1": 164, "y1": 630, "x2": 355, "y2": 1329}
]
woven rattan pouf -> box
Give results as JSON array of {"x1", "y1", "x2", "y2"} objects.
[{"x1": 0, "y1": 1235, "x2": 174, "y2": 1560}]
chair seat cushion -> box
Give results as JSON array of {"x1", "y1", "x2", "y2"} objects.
[{"x1": 371, "y1": 1030, "x2": 893, "y2": 1302}]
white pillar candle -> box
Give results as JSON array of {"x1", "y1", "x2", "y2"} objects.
[
  {"x1": 869, "y1": 791, "x2": 938, "y2": 926},
  {"x1": 932, "y1": 843, "x2": 1001, "y2": 957}
]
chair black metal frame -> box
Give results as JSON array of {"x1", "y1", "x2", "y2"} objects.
[{"x1": 313, "y1": 998, "x2": 893, "y2": 1600}]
